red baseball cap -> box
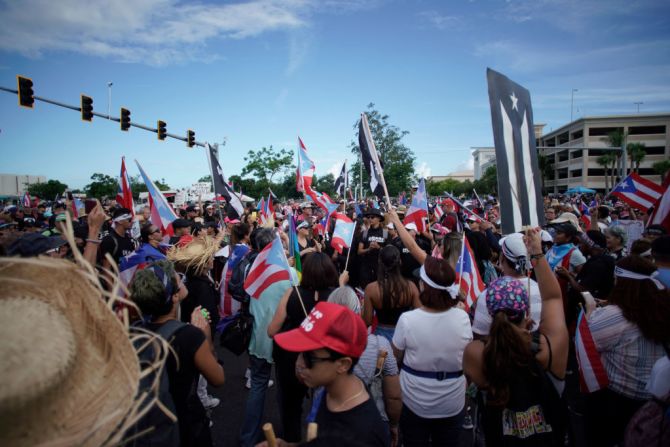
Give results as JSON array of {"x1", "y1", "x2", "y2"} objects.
[
  {"x1": 441, "y1": 198, "x2": 455, "y2": 207},
  {"x1": 274, "y1": 302, "x2": 367, "y2": 358}
]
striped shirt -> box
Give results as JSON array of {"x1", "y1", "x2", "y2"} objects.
[{"x1": 588, "y1": 305, "x2": 665, "y2": 400}]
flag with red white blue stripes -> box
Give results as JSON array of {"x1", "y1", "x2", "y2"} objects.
[
  {"x1": 575, "y1": 310, "x2": 609, "y2": 393},
  {"x1": 244, "y1": 235, "x2": 292, "y2": 299},
  {"x1": 456, "y1": 237, "x2": 485, "y2": 311},
  {"x1": 611, "y1": 173, "x2": 664, "y2": 212}
]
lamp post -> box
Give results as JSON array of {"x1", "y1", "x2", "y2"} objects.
[
  {"x1": 570, "y1": 88, "x2": 578, "y2": 122},
  {"x1": 634, "y1": 102, "x2": 643, "y2": 113},
  {"x1": 107, "y1": 82, "x2": 113, "y2": 119}
]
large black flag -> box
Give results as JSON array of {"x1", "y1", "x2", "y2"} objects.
[
  {"x1": 359, "y1": 113, "x2": 385, "y2": 199},
  {"x1": 207, "y1": 143, "x2": 244, "y2": 219},
  {"x1": 334, "y1": 161, "x2": 347, "y2": 197},
  {"x1": 487, "y1": 68, "x2": 544, "y2": 234}
]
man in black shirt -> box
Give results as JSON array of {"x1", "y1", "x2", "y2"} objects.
[
  {"x1": 392, "y1": 222, "x2": 430, "y2": 281},
  {"x1": 272, "y1": 302, "x2": 390, "y2": 447},
  {"x1": 357, "y1": 208, "x2": 388, "y2": 287},
  {"x1": 100, "y1": 208, "x2": 136, "y2": 270},
  {"x1": 169, "y1": 219, "x2": 192, "y2": 245}
]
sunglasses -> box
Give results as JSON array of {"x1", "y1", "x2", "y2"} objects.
[{"x1": 302, "y1": 351, "x2": 337, "y2": 369}]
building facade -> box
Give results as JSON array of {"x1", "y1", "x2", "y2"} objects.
[
  {"x1": 539, "y1": 113, "x2": 670, "y2": 194},
  {"x1": 0, "y1": 174, "x2": 47, "y2": 197},
  {"x1": 472, "y1": 147, "x2": 495, "y2": 180}
]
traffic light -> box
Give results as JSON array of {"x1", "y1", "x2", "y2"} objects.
[
  {"x1": 81, "y1": 95, "x2": 93, "y2": 121},
  {"x1": 186, "y1": 129, "x2": 195, "y2": 148},
  {"x1": 120, "y1": 108, "x2": 131, "y2": 131},
  {"x1": 17, "y1": 75, "x2": 34, "y2": 108},
  {"x1": 157, "y1": 120, "x2": 167, "y2": 141}
]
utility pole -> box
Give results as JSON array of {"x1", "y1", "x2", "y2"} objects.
[
  {"x1": 570, "y1": 88, "x2": 578, "y2": 122},
  {"x1": 634, "y1": 102, "x2": 643, "y2": 113},
  {"x1": 107, "y1": 82, "x2": 113, "y2": 119}
]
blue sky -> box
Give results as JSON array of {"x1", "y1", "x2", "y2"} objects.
[{"x1": 1, "y1": 0, "x2": 669, "y2": 190}]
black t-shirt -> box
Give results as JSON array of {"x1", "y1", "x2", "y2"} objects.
[
  {"x1": 359, "y1": 227, "x2": 388, "y2": 287},
  {"x1": 316, "y1": 394, "x2": 390, "y2": 447},
  {"x1": 146, "y1": 322, "x2": 206, "y2": 445},
  {"x1": 181, "y1": 275, "x2": 221, "y2": 333},
  {"x1": 391, "y1": 236, "x2": 430, "y2": 280},
  {"x1": 100, "y1": 230, "x2": 135, "y2": 264}
]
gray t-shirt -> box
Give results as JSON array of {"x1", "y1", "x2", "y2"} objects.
[{"x1": 354, "y1": 334, "x2": 398, "y2": 384}]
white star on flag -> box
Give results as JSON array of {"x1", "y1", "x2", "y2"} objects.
[{"x1": 510, "y1": 92, "x2": 519, "y2": 111}]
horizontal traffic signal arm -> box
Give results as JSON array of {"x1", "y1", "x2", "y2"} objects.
[{"x1": 0, "y1": 77, "x2": 205, "y2": 147}]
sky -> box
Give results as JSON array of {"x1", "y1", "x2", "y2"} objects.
[{"x1": 1, "y1": 0, "x2": 669, "y2": 191}]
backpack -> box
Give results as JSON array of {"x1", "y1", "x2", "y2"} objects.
[
  {"x1": 128, "y1": 319, "x2": 186, "y2": 447},
  {"x1": 228, "y1": 251, "x2": 259, "y2": 304}
]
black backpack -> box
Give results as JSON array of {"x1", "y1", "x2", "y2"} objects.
[
  {"x1": 228, "y1": 251, "x2": 259, "y2": 304},
  {"x1": 128, "y1": 320, "x2": 186, "y2": 447}
]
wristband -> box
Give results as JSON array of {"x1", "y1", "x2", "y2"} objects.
[
  {"x1": 530, "y1": 253, "x2": 544, "y2": 260},
  {"x1": 86, "y1": 238, "x2": 101, "y2": 244}
]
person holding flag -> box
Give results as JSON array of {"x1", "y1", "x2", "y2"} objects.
[{"x1": 357, "y1": 208, "x2": 389, "y2": 288}]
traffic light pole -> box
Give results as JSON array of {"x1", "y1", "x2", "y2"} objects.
[{"x1": 0, "y1": 85, "x2": 206, "y2": 148}]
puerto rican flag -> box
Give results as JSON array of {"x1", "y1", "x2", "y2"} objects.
[
  {"x1": 135, "y1": 160, "x2": 178, "y2": 235},
  {"x1": 116, "y1": 156, "x2": 135, "y2": 213},
  {"x1": 297, "y1": 137, "x2": 315, "y2": 192},
  {"x1": 21, "y1": 192, "x2": 31, "y2": 208},
  {"x1": 219, "y1": 244, "x2": 251, "y2": 316},
  {"x1": 579, "y1": 201, "x2": 591, "y2": 227},
  {"x1": 331, "y1": 213, "x2": 356, "y2": 254},
  {"x1": 610, "y1": 173, "x2": 664, "y2": 212},
  {"x1": 244, "y1": 235, "x2": 292, "y2": 299},
  {"x1": 433, "y1": 202, "x2": 444, "y2": 221},
  {"x1": 647, "y1": 174, "x2": 670, "y2": 233},
  {"x1": 403, "y1": 178, "x2": 429, "y2": 233},
  {"x1": 456, "y1": 237, "x2": 485, "y2": 311},
  {"x1": 575, "y1": 310, "x2": 609, "y2": 393}
]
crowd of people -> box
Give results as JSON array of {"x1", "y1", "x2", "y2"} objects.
[{"x1": 1, "y1": 190, "x2": 669, "y2": 447}]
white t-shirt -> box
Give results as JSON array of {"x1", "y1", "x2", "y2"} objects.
[
  {"x1": 392, "y1": 307, "x2": 473, "y2": 418},
  {"x1": 472, "y1": 277, "x2": 542, "y2": 336}
]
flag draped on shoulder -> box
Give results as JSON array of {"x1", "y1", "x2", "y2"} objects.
[
  {"x1": 207, "y1": 143, "x2": 244, "y2": 219},
  {"x1": 331, "y1": 213, "x2": 356, "y2": 254},
  {"x1": 359, "y1": 113, "x2": 386, "y2": 199},
  {"x1": 403, "y1": 178, "x2": 429, "y2": 233},
  {"x1": 610, "y1": 172, "x2": 664, "y2": 212},
  {"x1": 244, "y1": 235, "x2": 292, "y2": 299},
  {"x1": 456, "y1": 237, "x2": 485, "y2": 311},
  {"x1": 135, "y1": 160, "x2": 178, "y2": 234},
  {"x1": 487, "y1": 68, "x2": 544, "y2": 234},
  {"x1": 575, "y1": 310, "x2": 609, "y2": 393},
  {"x1": 116, "y1": 156, "x2": 135, "y2": 213}
]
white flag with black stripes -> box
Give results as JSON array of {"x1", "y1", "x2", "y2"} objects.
[{"x1": 487, "y1": 68, "x2": 545, "y2": 234}]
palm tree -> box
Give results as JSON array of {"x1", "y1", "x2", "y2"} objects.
[
  {"x1": 653, "y1": 160, "x2": 670, "y2": 183},
  {"x1": 626, "y1": 142, "x2": 647, "y2": 174},
  {"x1": 597, "y1": 153, "x2": 615, "y2": 194},
  {"x1": 602, "y1": 129, "x2": 627, "y2": 187},
  {"x1": 537, "y1": 153, "x2": 552, "y2": 194}
]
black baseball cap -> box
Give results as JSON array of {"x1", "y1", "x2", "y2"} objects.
[
  {"x1": 8, "y1": 233, "x2": 67, "y2": 257},
  {"x1": 172, "y1": 218, "x2": 192, "y2": 229}
]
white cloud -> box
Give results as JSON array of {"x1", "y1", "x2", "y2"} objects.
[
  {"x1": 417, "y1": 11, "x2": 462, "y2": 30},
  {"x1": 415, "y1": 161, "x2": 431, "y2": 178},
  {"x1": 0, "y1": 0, "x2": 307, "y2": 66},
  {"x1": 456, "y1": 157, "x2": 474, "y2": 172},
  {"x1": 327, "y1": 161, "x2": 344, "y2": 178}
]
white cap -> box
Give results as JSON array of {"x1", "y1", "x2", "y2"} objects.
[
  {"x1": 386, "y1": 223, "x2": 395, "y2": 229},
  {"x1": 405, "y1": 222, "x2": 418, "y2": 231}
]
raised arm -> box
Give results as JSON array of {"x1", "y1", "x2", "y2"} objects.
[{"x1": 387, "y1": 210, "x2": 427, "y2": 265}]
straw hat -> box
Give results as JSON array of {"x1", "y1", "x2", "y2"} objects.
[
  {"x1": 168, "y1": 234, "x2": 223, "y2": 276},
  {"x1": 0, "y1": 256, "x2": 141, "y2": 447}
]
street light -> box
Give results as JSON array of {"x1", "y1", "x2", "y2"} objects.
[
  {"x1": 634, "y1": 102, "x2": 643, "y2": 113},
  {"x1": 107, "y1": 82, "x2": 113, "y2": 119},
  {"x1": 570, "y1": 88, "x2": 578, "y2": 122}
]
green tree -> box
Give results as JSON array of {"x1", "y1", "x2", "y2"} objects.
[
  {"x1": 349, "y1": 103, "x2": 416, "y2": 197},
  {"x1": 198, "y1": 175, "x2": 212, "y2": 183},
  {"x1": 537, "y1": 153, "x2": 553, "y2": 194},
  {"x1": 25, "y1": 179, "x2": 68, "y2": 200},
  {"x1": 653, "y1": 160, "x2": 670, "y2": 183},
  {"x1": 597, "y1": 154, "x2": 616, "y2": 194},
  {"x1": 602, "y1": 129, "x2": 626, "y2": 186},
  {"x1": 241, "y1": 146, "x2": 294, "y2": 184},
  {"x1": 426, "y1": 178, "x2": 465, "y2": 197},
  {"x1": 314, "y1": 173, "x2": 336, "y2": 197},
  {"x1": 85, "y1": 173, "x2": 117, "y2": 199},
  {"x1": 473, "y1": 166, "x2": 498, "y2": 195},
  {"x1": 129, "y1": 175, "x2": 171, "y2": 199},
  {"x1": 626, "y1": 142, "x2": 646, "y2": 174}
]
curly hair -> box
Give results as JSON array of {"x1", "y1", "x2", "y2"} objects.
[
  {"x1": 609, "y1": 256, "x2": 670, "y2": 344},
  {"x1": 130, "y1": 260, "x2": 178, "y2": 317}
]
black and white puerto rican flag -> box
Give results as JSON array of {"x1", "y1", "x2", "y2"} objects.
[
  {"x1": 207, "y1": 143, "x2": 245, "y2": 219},
  {"x1": 334, "y1": 161, "x2": 347, "y2": 197},
  {"x1": 359, "y1": 113, "x2": 386, "y2": 199},
  {"x1": 487, "y1": 68, "x2": 544, "y2": 234}
]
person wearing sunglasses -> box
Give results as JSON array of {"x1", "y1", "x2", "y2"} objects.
[
  {"x1": 119, "y1": 223, "x2": 168, "y2": 275},
  {"x1": 265, "y1": 302, "x2": 390, "y2": 447}
]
